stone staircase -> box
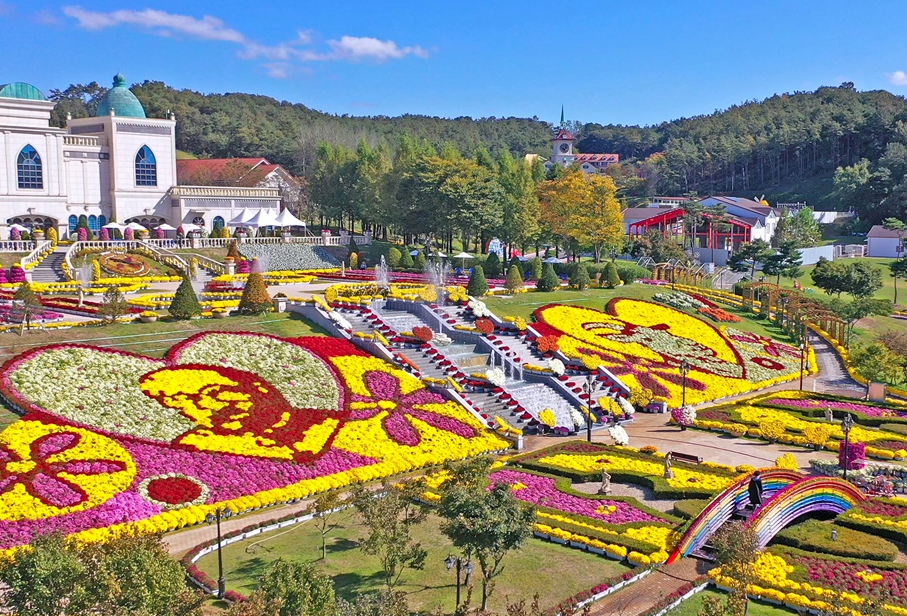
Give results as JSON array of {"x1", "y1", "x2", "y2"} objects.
[{"x1": 30, "y1": 248, "x2": 67, "y2": 282}]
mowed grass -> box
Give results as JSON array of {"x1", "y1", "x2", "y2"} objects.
[
  {"x1": 481, "y1": 283, "x2": 798, "y2": 343},
  {"x1": 778, "y1": 256, "x2": 904, "y2": 306},
  {"x1": 0, "y1": 312, "x2": 326, "y2": 429},
  {"x1": 664, "y1": 588, "x2": 796, "y2": 616},
  {"x1": 196, "y1": 510, "x2": 629, "y2": 615}
]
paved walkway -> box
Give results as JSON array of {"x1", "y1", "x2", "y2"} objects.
[{"x1": 587, "y1": 558, "x2": 708, "y2": 616}]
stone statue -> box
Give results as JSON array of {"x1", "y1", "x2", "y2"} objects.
[
  {"x1": 598, "y1": 469, "x2": 612, "y2": 495},
  {"x1": 825, "y1": 406, "x2": 834, "y2": 422},
  {"x1": 78, "y1": 287, "x2": 85, "y2": 308},
  {"x1": 664, "y1": 455, "x2": 674, "y2": 479}
]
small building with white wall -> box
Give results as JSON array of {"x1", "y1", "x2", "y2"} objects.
[{"x1": 867, "y1": 225, "x2": 903, "y2": 258}]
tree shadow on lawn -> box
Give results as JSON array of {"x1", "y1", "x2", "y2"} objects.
[
  {"x1": 326, "y1": 537, "x2": 359, "y2": 554},
  {"x1": 232, "y1": 556, "x2": 271, "y2": 581},
  {"x1": 332, "y1": 571, "x2": 390, "y2": 599}
]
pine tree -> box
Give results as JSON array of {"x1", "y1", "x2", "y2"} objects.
[
  {"x1": 484, "y1": 252, "x2": 501, "y2": 278},
  {"x1": 505, "y1": 265, "x2": 524, "y2": 293},
  {"x1": 467, "y1": 265, "x2": 489, "y2": 297},
  {"x1": 168, "y1": 277, "x2": 202, "y2": 319},
  {"x1": 413, "y1": 253, "x2": 426, "y2": 271},
  {"x1": 603, "y1": 262, "x2": 622, "y2": 288},
  {"x1": 239, "y1": 272, "x2": 273, "y2": 314},
  {"x1": 508, "y1": 255, "x2": 523, "y2": 272},
  {"x1": 536, "y1": 263, "x2": 561, "y2": 292},
  {"x1": 529, "y1": 257, "x2": 543, "y2": 280},
  {"x1": 570, "y1": 262, "x2": 591, "y2": 290},
  {"x1": 98, "y1": 286, "x2": 128, "y2": 323}
]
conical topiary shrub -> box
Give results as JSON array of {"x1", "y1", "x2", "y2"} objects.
[
  {"x1": 570, "y1": 262, "x2": 591, "y2": 290},
  {"x1": 467, "y1": 265, "x2": 489, "y2": 297},
  {"x1": 387, "y1": 247, "x2": 402, "y2": 268},
  {"x1": 603, "y1": 262, "x2": 622, "y2": 288},
  {"x1": 239, "y1": 272, "x2": 273, "y2": 314},
  {"x1": 484, "y1": 252, "x2": 501, "y2": 278},
  {"x1": 399, "y1": 249, "x2": 414, "y2": 270},
  {"x1": 505, "y1": 265, "x2": 524, "y2": 293},
  {"x1": 169, "y1": 277, "x2": 202, "y2": 319},
  {"x1": 529, "y1": 257, "x2": 543, "y2": 280},
  {"x1": 536, "y1": 263, "x2": 561, "y2": 292},
  {"x1": 227, "y1": 240, "x2": 242, "y2": 261}
]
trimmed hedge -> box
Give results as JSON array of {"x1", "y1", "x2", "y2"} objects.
[
  {"x1": 772, "y1": 519, "x2": 898, "y2": 562},
  {"x1": 672, "y1": 499, "x2": 711, "y2": 520}
]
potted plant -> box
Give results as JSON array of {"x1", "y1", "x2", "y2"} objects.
[
  {"x1": 272, "y1": 292, "x2": 288, "y2": 313},
  {"x1": 139, "y1": 310, "x2": 158, "y2": 323},
  {"x1": 212, "y1": 308, "x2": 229, "y2": 319}
]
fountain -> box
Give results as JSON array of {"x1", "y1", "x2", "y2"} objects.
[
  {"x1": 77, "y1": 261, "x2": 93, "y2": 307},
  {"x1": 375, "y1": 255, "x2": 390, "y2": 288}
]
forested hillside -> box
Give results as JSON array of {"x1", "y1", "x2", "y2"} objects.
[
  {"x1": 48, "y1": 80, "x2": 907, "y2": 223},
  {"x1": 48, "y1": 80, "x2": 553, "y2": 177},
  {"x1": 577, "y1": 84, "x2": 907, "y2": 215}
]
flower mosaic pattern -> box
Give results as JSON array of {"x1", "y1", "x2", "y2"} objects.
[
  {"x1": 0, "y1": 333, "x2": 507, "y2": 552},
  {"x1": 533, "y1": 300, "x2": 809, "y2": 405}
]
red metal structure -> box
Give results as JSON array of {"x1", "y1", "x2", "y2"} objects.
[{"x1": 627, "y1": 208, "x2": 752, "y2": 250}]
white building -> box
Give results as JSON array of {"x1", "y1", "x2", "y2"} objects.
[
  {"x1": 698, "y1": 196, "x2": 780, "y2": 242},
  {"x1": 0, "y1": 75, "x2": 280, "y2": 238},
  {"x1": 867, "y1": 225, "x2": 903, "y2": 258}
]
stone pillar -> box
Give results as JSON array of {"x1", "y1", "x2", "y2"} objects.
[
  {"x1": 225, "y1": 261, "x2": 236, "y2": 276},
  {"x1": 190, "y1": 235, "x2": 200, "y2": 249}
]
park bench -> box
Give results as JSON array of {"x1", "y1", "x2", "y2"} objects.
[{"x1": 668, "y1": 451, "x2": 702, "y2": 465}]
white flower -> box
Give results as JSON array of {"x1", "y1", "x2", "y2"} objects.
[
  {"x1": 609, "y1": 425, "x2": 629, "y2": 446},
  {"x1": 329, "y1": 311, "x2": 352, "y2": 330},
  {"x1": 547, "y1": 359, "x2": 566, "y2": 376},
  {"x1": 468, "y1": 298, "x2": 491, "y2": 318},
  {"x1": 617, "y1": 396, "x2": 636, "y2": 416},
  {"x1": 485, "y1": 367, "x2": 506, "y2": 387},
  {"x1": 434, "y1": 333, "x2": 453, "y2": 347},
  {"x1": 570, "y1": 407, "x2": 587, "y2": 430}
]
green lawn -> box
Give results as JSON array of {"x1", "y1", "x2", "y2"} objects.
[
  {"x1": 482, "y1": 284, "x2": 798, "y2": 343},
  {"x1": 778, "y1": 256, "x2": 903, "y2": 306},
  {"x1": 665, "y1": 588, "x2": 796, "y2": 616},
  {"x1": 196, "y1": 510, "x2": 629, "y2": 615}
]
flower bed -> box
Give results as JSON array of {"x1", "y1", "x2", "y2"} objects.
[
  {"x1": 532, "y1": 300, "x2": 812, "y2": 406},
  {"x1": 0, "y1": 332, "x2": 508, "y2": 553},
  {"x1": 510, "y1": 441, "x2": 739, "y2": 498},
  {"x1": 98, "y1": 252, "x2": 152, "y2": 276}
]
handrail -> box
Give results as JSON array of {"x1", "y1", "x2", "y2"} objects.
[
  {"x1": 0, "y1": 240, "x2": 39, "y2": 253},
  {"x1": 65, "y1": 240, "x2": 190, "y2": 279},
  {"x1": 21, "y1": 240, "x2": 52, "y2": 269}
]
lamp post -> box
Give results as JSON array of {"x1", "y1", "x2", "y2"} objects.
[
  {"x1": 679, "y1": 359, "x2": 690, "y2": 407},
  {"x1": 841, "y1": 413, "x2": 855, "y2": 482},
  {"x1": 205, "y1": 507, "x2": 234, "y2": 599},
  {"x1": 585, "y1": 372, "x2": 595, "y2": 442},
  {"x1": 445, "y1": 555, "x2": 474, "y2": 608},
  {"x1": 799, "y1": 342, "x2": 806, "y2": 390}
]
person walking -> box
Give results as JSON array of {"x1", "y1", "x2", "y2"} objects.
[{"x1": 748, "y1": 470, "x2": 764, "y2": 507}]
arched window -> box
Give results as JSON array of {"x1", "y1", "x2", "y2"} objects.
[
  {"x1": 192, "y1": 216, "x2": 205, "y2": 226},
  {"x1": 135, "y1": 145, "x2": 157, "y2": 187},
  {"x1": 88, "y1": 215, "x2": 98, "y2": 233},
  {"x1": 17, "y1": 145, "x2": 42, "y2": 189},
  {"x1": 69, "y1": 215, "x2": 78, "y2": 234},
  {"x1": 213, "y1": 216, "x2": 225, "y2": 233},
  {"x1": 99, "y1": 215, "x2": 107, "y2": 229}
]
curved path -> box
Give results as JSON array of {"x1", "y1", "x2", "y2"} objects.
[{"x1": 807, "y1": 332, "x2": 864, "y2": 395}]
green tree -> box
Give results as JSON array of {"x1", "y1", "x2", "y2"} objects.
[
  {"x1": 842, "y1": 261, "x2": 883, "y2": 299},
  {"x1": 761, "y1": 241, "x2": 802, "y2": 284},
  {"x1": 529, "y1": 256, "x2": 543, "y2": 280},
  {"x1": 810, "y1": 257, "x2": 849, "y2": 297},
  {"x1": 438, "y1": 462, "x2": 536, "y2": 611},
  {"x1": 467, "y1": 265, "x2": 489, "y2": 297},
  {"x1": 772, "y1": 208, "x2": 822, "y2": 248},
  {"x1": 13, "y1": 281, "x2": 43, "y2": 330},
  {"x1": 239, "y1": 272, "x2": 273, "y2": 314},
  {"x1": 0, "y1": 533, "x2": 90, "y2": 616},
  {"x1": 350, "y1": 481, "x2": 427, "y2": 588},
  {"x1": 413, "y1": 252, "x2": 426, "y2": 271},
  {"x1": 337, "y1": 590, "x2": 409, "y2": 616},
  {"x1": 603, "y1": 261, "x2": 622, "y2": 288},
  {"x1": 851, "y1": 342, "x2": 906, "y2": 386},
  {"x1": 484, "y1": 252, "x2": 502, "y2": 278},
  {"x1": 681, "y1": 199, "x2": 707, "y2": 261},
  {"x1": 255, "y1": 560, "x2": 338, "y2": 616},
  {"x1": 829, "y1": 297, "x2": 893, "y2": 348},
  {"x1": 306, "y1": 492, "x2": 343, "y2": 560},
  {"x1": 728, "y1": 240, "x2": 773, "y2": 279},
  {"x1": 169, "y1": 277, "x2": 202, "y2": 319},
  {"x1": 398, "y1": 248, "x2": 414, "y2": 270},
  {"x1": 892, "y1": 258, "x2": 907, "y2": 306},
  {"x1": 703, "y1": 522, "x2": 759, "y2": 616},
  {"x1": 535, "y1": 263, "x2": 560, "y2": 292},
  {"x1": 97, "y1": 285, "x2": 129, "y2": 323},
  {"x1": 569, "y1": 262, "x2": 591, "y2": 290},
  {"x1": 386, "y1": 246, "x2": 402, "y2": 269},
  {"x1": 505, "y1": 264, "x2": 524, "y2": 293}
]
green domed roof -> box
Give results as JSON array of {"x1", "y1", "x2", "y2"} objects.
[
  {"x1": 95, "y1": 73, "x2": 146, "y2": 118},
  {"x1": 0, "y1": 82, "x2": 46, "y2": 101}
]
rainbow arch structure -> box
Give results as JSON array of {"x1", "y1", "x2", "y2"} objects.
[
  {"x1": 666, "y1": 469, "x2": 802, "y2": 564},
  {"x1": 747, "y1": 476, "x2": 867, "y2": 548}
]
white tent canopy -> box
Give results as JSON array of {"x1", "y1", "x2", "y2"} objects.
[
  {"x1": 227, "y1": 208, "x2": 253, "y2": 226},
  {"x1": 126, "y1": 222, "x2": 147, "y2": 231},
  {"x1": 244, "y1": 208, "x2": 279, "y2": 228},
  {"x1": 155, "y1": 223, "x2": 177, "y2": 231},
  {"x1": 8, "y1": 224, "x2": 28, "y2": 232},
  {"x1": 180, "y1": 223, "x2": 201, "y2": 233},
  {"x1": 102, "y1": 222, "x2": 125, "y2": 230},
  {"x1": 273, "y1": 209, "x2": 307, "y2": 227}
]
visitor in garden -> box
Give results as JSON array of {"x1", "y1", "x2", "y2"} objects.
[{"x1": 748, "y1": 470, "x2": 764, "y2": 506}]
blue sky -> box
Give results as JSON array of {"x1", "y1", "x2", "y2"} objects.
[{"x1": 3, "y1": 1, "x2": 907, "y2": 126}]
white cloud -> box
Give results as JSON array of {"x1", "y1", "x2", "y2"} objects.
[
  {"x1": 61, "y1": 6, "x2": 430, "y2": 77},
  {"x1": 889, "y1": 71, "x2": 907, "y2": 86}
]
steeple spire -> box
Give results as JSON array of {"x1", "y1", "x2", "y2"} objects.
[{"x1": 560, "y1": 105, "x2": 565, "y2": 128}]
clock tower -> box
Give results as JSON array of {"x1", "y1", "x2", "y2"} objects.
[{"x1": 551, "y1": 128, "x2": 576, "y2": 166}]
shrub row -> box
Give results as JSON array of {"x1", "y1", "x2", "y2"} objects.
[{"x1": 772, "y1": 518, "x2": 898, "y2": 562}]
